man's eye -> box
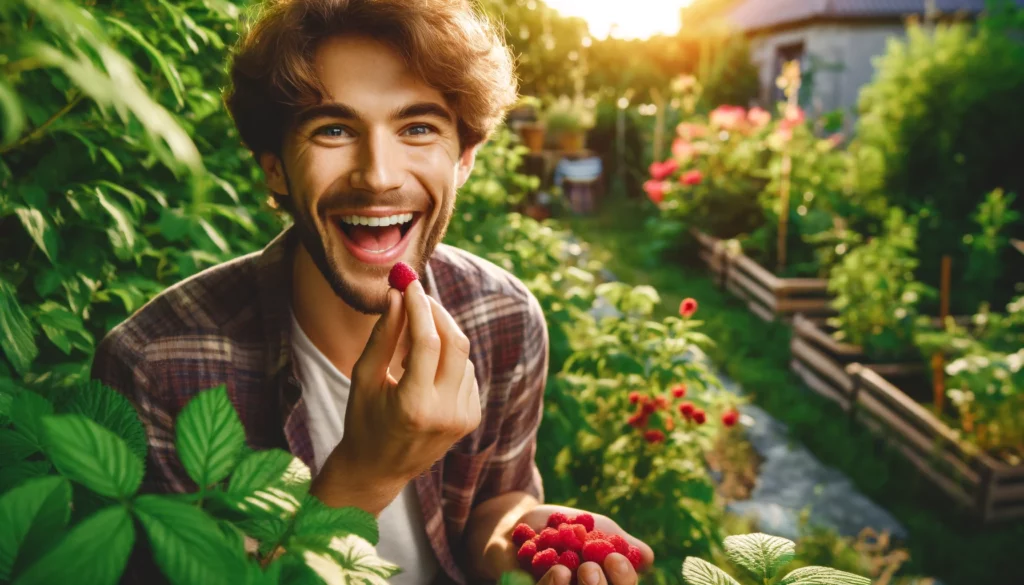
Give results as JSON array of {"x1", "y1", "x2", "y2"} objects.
[
  {"x1": 404, "y1": 124, "x2": 435, "y2": 137},
  {"x1": 315, "y1": 125, "x2": 350, "y2": 138}
]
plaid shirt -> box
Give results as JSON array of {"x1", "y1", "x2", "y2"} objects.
[{"x1": 91, "y1": 227, "x2": 548, "y2": 584}]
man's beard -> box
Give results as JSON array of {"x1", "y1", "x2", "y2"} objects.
[{"x1": 292, "y1": 193, "x2": 454, "y2": 315}]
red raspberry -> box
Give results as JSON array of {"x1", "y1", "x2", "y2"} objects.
[
  {"x1": 517, "y1": 539, "x2": 538, "y2": 570},
  {"x1": 388, "y1": 261, "x2": 418, "y2": 292},
  {"x1": 537, "y1": 527, "x2": 563, "y2": 551},
  {"x1": 671, "y1": 384, "x2": 687, "y2": 398},
  {"x1": 558, "y1": 524, "x2": 586, "y2": 551},
  {"x1": 722, "y1": 409, "x2": 739, "y2": 427},
  {"x1": 626, "y1": 545, "x2": 643, "y2": 570},
  {"x1": 693, "y1": 409, "x2": 707, "y2": 424},
  {"x1": 607, "y1": 534, "x2": 630, "y2": 555},
  {"x1": 627, "y1": 412, "x2": 649, "y2": 429},
  {"x1": 532, "y1": 548, "x2": 559, "y2": 580},
  {"x1": 679, "y1": 402, "x2": 696, "y2": 419},
  {"x1": 582, "y1": 539, "x2": 616, "y2": 564},
  {"x1": 644, "y1": 429, "x2": 666, "y2": 444},
  {"x1": 558, "y1": 550, "x2": 581, "y2": 572},
  {"x1": 641, "y1": 400, "x2": 657, "y2": 415},
  {"x1": 572, "y1": 513, "x2": 595, "y2": 532},
  {"x1": 585, "y1": 529, "x2": 609, "y2": 542},
  {"x1": 679, "y1": 297, "x2": 698, "y2": 317},
  {"x1": 654, "y1": 396, "x2": 669, "y2": 410},
  {"x1": 512, "y1": 523, "x2": 536, "y2": 547},
  {"x1": 546, "y1": 512, "x2": 571, "y2": 529},
  {"x1": 628, "y1": 391, "x2": 641, "y2": 404}
]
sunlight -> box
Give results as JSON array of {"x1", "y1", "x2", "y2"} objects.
[{"x1": 544, "y1": 0, "x2": 693, "y2": 40}]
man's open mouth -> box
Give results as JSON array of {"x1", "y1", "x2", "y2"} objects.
[{"x1": 333, "y1": 212, "x2": 418, "y2": 254}]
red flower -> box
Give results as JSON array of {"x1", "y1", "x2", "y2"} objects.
[
  {"x1": 643, "y1": 180, "x2": 668, "y2": 204},
  {"x1": 644, "y1": 429, "x2": 666, "y2": 444},
  {"x1": 680, "y1": 170, "x2": 703, "y2": 186},
  {"x1": 672, "y1": 138, "x2": 698, "y2": 162},
  {"x1": 710, "y1": 105, "x2": 746, "y2": 130},
  {"x1": 679, "y1": 402, "x2": 696, "y2": 419},
  {"x1": 654, "y1": 395, "x2": 669, "y2": 410},
  {"x1": 640, "y1": 397, "x2": 657, "y2": 415},
  {"x1": 747, "y1": 106, "x2": 771, "y2": 128},
  {"x1": 783, "y1": 103, "x2": 805, "y2": 126},
  {"x1": 628, "y1": 391, "x2": 641, "y2": 404},
  {"x1": 648, "y1": 159, "x2": 679, "y2": 180},
  {"x1": 693, "y1": 409, "x2": 707, "y2": 424},
  {"x1": 722, "y1": 409, "x2": 739, "y2": 427},
  {"x1": 671, "y1": 384, "x2": 687, "y2": 398},
  {"x1": 679, "y1": 297, "x2": 698, "y2": 317},
  {"x1": 627, "y1": 412, "x2": 649, "y2": 429}
]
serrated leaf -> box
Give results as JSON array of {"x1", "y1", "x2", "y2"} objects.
[
  {"x1": 15, "y1": 208, "x2": 58, "y2": 264},
  {"x1": 681, "y1": 557, "x2": 741, "y2": 585},
  {"x1": 228, "y1": 450, "x2": 310, "y2": 517},
  {"x1": 41, "y1": 415, "x2": 143, "y2": 499},
  {"x1": 217, "y1": 520, "x2": 246, "y2": 555},
  {"x1": 14, "y1": 505, "x2": 134, "y2": 585},
  {"x1": 9, "y1": 391, "x2": 53, "y2": 447},
  {"x1": 237, "y1": 516, "x2": 289, "y2": 557},
  {"x1": 293, "y1": 495, "x2": 378, "y2": 547},
  {"x1": 0, "y1": 461, "x2": 51, "y2": 492},
  {"x1": 724, "y1": 533, "x2": 796, "y2": 580},
  {"x1": 328, "y1": 534, "x2": 399, "y2": 581},
  {"x1": 0, "y1": 476, "x2": 70, "y2": 581},
  {"x1": 0, "y1": 278, "x2": 38, "y2": 375},
  {"x1": 0, "y1": 429, "x2": 38, "y2": 465},
  {"x1": 64, "y1": 380, "x2": 147, "y2": 462},
  {"x1": 133, "y1": 495, "x2": 242, "y2": 585},
  {"x1": 778, "y1": 566, "x2": 872, "y2": 585},
  {"x1": 176, "y1": 385, "x2": 245, "y2": 489}
]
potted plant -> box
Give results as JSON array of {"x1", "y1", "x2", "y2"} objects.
[
  {"x1": 543, "y1": 96, "x2": 595, "y2": 153},
  {"x1": 512, "y1": 95, "x2": 546, "y2": 153}
]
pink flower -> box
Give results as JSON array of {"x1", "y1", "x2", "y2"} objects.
[
  {"x1": 710, "y1": 105, "x2": 746, "y2": 130},
  {"x1": 676, "y1": 122, "x2": 707, "y2": 141},
  {"x1": 680, "y1": 170, "x2": 703, "y2": 186},
  {"x1": 784, "y1": 104, "x2": 805, "y2": 125},
  {"x1": 747, "y1": 107, "x2": 771, "y2": 128},
  {"x1": 679, "y1": 297, "x2": 698, "y2": 317},
  {"x1": 672, "y1": 138, "x2": 698, "y2": 163},
  {"x1": 644, "y1": 180, "x2": 668, "y2": 204},
  {"x1": 827, "y1": 133, "x2": 845, "y2": 148},
  {"x1": 648, "y1": 158, "x2": 679, "y2": 180}
]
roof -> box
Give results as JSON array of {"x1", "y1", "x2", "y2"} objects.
[{"x1": 727, "y1": 0, "x2": 1023, "y2": 33}]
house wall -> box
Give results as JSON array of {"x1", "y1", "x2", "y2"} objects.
[{"x1": 747, "y1": 22, "x2": 907, "y2": 121}]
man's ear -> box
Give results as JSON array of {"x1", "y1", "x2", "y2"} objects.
[
  {"x1": 259, "y1": 151, "x2": 289, "y2": 197},
  {"x1": 455, "y1": 145, "x2": 479, "y2": 189}
]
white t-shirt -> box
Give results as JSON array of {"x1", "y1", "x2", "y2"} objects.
[{"x1": 290, "y1": 314, "x2": 439, "y2": 585}]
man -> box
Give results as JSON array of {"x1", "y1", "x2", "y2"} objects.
[{"x1": 91, "y1": 0, "x2": 653, "y2": 583}]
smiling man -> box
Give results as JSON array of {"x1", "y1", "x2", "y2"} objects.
[{"x1": 91, "y1": 1, "x2": 651, "y2": 584}]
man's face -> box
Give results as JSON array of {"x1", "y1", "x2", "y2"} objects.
[{"x1": 262, "y1": 35, "x2": 476, "y2": 314}]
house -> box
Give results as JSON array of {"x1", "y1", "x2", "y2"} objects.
[{"x1": 723, "y1": 0, "x2": 1023, "y2": 116}]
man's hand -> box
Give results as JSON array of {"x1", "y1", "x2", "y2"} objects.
[
  {"x1": 517, "y1": 505, "x2": 655, "y2": 585},
  {"x1": 311, "y1": 281, "x2": 482, "y2": 515}
]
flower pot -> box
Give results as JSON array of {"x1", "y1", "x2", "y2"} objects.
[
  {"x1": 519, "y1": 123, "x2": 546, "y2": 153},
  {"x1": 558, "y1": 130, "x2": 586, "y2": 153}
]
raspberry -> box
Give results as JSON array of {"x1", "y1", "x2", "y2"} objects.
[
  {"x1": 641, "y1": 400, "x2": 657, "y2": 415},
  {"x1": 626, "y1": 546, "x2": 643, "y2": 570},
  {"x1": 532, "y1": 548, "x2": 559, "y2": 580},
  {"x1": 693, "y1": 409, "x2": 707, "y2": 424},
  {"x1": 654, "y1": 396, "x2": 669, "y2": 410},
  {"x1": 585, "y1": 529, "x2": 609, "y2": 542},
  {"x1": 607, "y1": 534, "x2": 630, "y2": 555},
  {"x1": 679, "y1": 402, "x2": 696, "y2": 419},
  {"x1": 517, "y1": 539, "x2": 538, "y2": 570},
  {"x1": 627, "y1": 412, "x2": 649, "y2": 429},
  {"x1": 572, "y1": 513, "x2": 595, "y2": 532},
  {"x1": 722, "y1": 409, "x2": 739, "y2": 427},
  {"x1": 644, "y1": 429, "x2": 666, "y2": 444},
  {"x1": 558, "y1": 550, "x2": 581, "y2": 572},
  {"x1": 537, "y1": 527, "x2": 561, "y2": 551},
  {"x1": 559, "y1": 524, "x2": 586, "y2": 551},
  {"x1": 628, "y1": 391, "x2": 641, "y2": 404},
  {"x1": 582, "y1": 539, "x2": 616, "y2": 564},
  {"x1": 546, "y1": 512, "x2": 571, "y2": 529},
  {"x1": 388, "y1": 262, "x2": 418, "y2": 292},
  {"x1": 512, "y1": 523, "x2": 536, "y2": 547},
  {"x1": 679, "y1": 297, "x2": 698, "y2": 318},
  {"x1": 671, "y1": 384, "x2": 687, "y2": 398}
]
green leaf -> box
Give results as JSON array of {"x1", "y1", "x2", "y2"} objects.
[
  {"x1": 9, "y1": 391, "x2": 53, "y2": 447},
  {"x1": 723, "y1": 533, "x2": 796, "y2": 580},
  {"x1": 105, "y1": 16, "x2": 185, "y2": 108},
  {"x1": 0, "y1": 77, "x2": 25, "y2": 146},
  {"x1": 14, "y1": 506, "x2": 134, "y2": 585},
  {"x1": 0, "y1": 476, "x2": 70, "y2": 581},
  {"x1": 14, "y1": 208, "x2": 58, "y2": 264},
  {"x1": 0, "y1": 429, "x2": 38, "y2": 466},
  {"x1": 64, "y1": 380, "x2": 147, "y2": 462},
  {"x1": 293, "y1": 495, "x2": 378, "y2": 547},
  {"x1": 323, "y1": 534, "x2": 399, "y2": 583},
  {"x1": 217, "y1": 520, "x2": 246, "y2": 555},
  {"x1": 0, "y1": 278, "x2": 38, "y2": 375},
  {"x1": 175, "y1": 385, "x2": 245, "y2": 489},
  {"x1": 35, "y1": 303, "x2": 92, "y2": 356},
  {"x1": 94, "y1": 187, "x2": 137, "y2": 256},
  {"x1": 133, "y1": 495, "x2": 241, "y2": 585},
  {"x1": 41, "y1": 415, "x2": 143, "y2": 499},
  {"x1": 681, "y1": 557, "x2": 742, "y2": 585},
  {"x1": 0, "y1": 461, "x2": 52, "y2": 492},
  {"x1": 778, "y1": 567, "x2": 872, "y2": 585},
  {"x1": 499, "y1": 570, "x2": 536, "y2": 585},
  {"x1": 228, "y1": 450, "x2": 310, "y2": 517},
  {"x1": 98, "y1": 147, "x2": 123, "y2": 175}
]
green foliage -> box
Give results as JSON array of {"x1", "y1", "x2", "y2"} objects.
[
  {"x1": 700, "y1": 36, "x2": 759, "y2": 109},
  {"x1": 961, "y1": 189, "x2": 1020, "y2": 313},
  {"x1": 176, "y1": 385, "x2": 246, "y2": 491}
]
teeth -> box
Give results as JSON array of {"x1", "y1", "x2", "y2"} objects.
[{"x1": 339, "y1": 213, "x2": 414, "y2": 227}]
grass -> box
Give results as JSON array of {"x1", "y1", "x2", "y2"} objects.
[{"x1": 564, "y1": 194, "x2": 1024, "y2": 585}]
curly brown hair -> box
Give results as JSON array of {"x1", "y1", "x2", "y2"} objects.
[{"x1": 223, "y1": 0, "x2": 518, "y2": 164}]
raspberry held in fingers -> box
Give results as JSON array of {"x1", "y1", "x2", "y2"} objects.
[
  {"x1": 388, "y1": 261, "x2": 418, "y2": 291},
  {"x1": 513, "y1": 523, "x2": 537, "y2": 547},
  {"x1": 607, "y1": 534, "x2": 630, "y2": 555},
  {"x1": 559, "y1": 550, "x2": 581, "y2": 572},
  {"x1": 572, "y1": 513, "x2": 595, "y2": 532},
  {"x1": 547, "y1": 511, "x2": 571, "y2": 529},
  {"x1": 625, "y1": 546, "x2": 643, "y2": 570},
  {"x1": 532, "y1": 548, "x2": 559, "y2": 580},
  {"x1": 581, "y1": 539, "x2": 616, "y2": 564},
  {"x1": 518, "y1": 539, "x2": 538, "y2": 570}
]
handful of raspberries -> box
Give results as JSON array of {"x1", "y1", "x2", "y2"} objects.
[{"x1": 512, "y1": 512, "x2": 642, "y2": 582}]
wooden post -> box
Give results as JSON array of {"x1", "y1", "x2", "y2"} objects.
[{"x1": 932, "y1": 255, "x2": 952, "y2": 414}]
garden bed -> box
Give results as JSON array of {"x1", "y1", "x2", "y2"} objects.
[
  {"x1": 846, "y1": 365, "x2": 1024, "y2": 524},
  {"x1": 692, "y1": 229, "x2": 831, "y2": 322}
]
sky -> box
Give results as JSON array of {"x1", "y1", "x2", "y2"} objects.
[{"x1": 543, "y1": 0, "x2": 693, "y2": 39}]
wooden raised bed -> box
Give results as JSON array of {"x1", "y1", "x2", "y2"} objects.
[
  {"x1": 847, "y1": 364, "x2": 1024, "y2": 523},
  {"x1": 692, "y1": 229, "x2": 831, "y2": 322}
]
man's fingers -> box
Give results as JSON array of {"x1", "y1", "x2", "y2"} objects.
[
  {"x1": 400, "y1": 280, "x2": 442, "y2": 393},
  {"x1": 537, "y1": 565, "x2": 572, "y2": 585},
  {"x1": 457, "y1": 359, "x2": 481, "y2": 430},
  {"x1": 577, "y1": 562, "x2": 609, "y2": 585},
  {"x1": 352, "y1": 288, "x2": 404, "y2": 386},
  {"x1": 602, "y1": 553, "x2": 638, "y2": 585},
  {"x1": 427, "y1": 295, "x2": 471, "y2": 394}
]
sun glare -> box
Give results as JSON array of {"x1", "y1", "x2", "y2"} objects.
[{"x1": 544, "y1": 0, "x2": 692, "y2": 40}]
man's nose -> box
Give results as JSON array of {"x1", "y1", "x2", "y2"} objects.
[{"x1": 349, "y1": 129, "x2": 404, "y2": 195}]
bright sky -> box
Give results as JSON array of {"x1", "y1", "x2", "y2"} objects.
[{"x1": 544, "y1": 0, "x2": 692, "y2": 40}]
